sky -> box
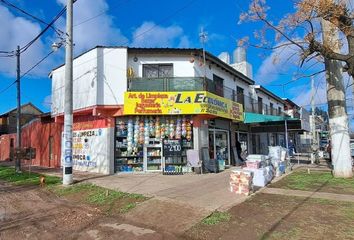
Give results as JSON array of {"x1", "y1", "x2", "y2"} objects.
[{"x1": 0, "y1": 0, "x2": 352, "y2": 126}]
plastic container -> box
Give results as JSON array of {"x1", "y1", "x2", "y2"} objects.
[
  {"x1": 279, "y1": 162, "x2": 286, "y2": 173},
  {"x1": 218, "y1": 160, "x2": 225, "y2": 171}
]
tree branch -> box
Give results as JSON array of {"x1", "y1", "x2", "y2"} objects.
[{"x1": 253, "y1": 2, "x2": 305, "y2": 52}]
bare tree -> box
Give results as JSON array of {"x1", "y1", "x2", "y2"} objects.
[{"x1": 240, "y1": 0, "x2": 353, "y2": 177}]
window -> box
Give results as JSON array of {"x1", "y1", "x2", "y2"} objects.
[
  {"x1": 236, "y1": 87, "x2": 245, "y2": 108},
  {"x1": 278, "y1": 107, "x2": 282, "y2": 115},
  {"x1": 270, "y1": 103, "x2": 273, "y2": 115},
  {"x1": 213, "y1": 74, "x2": 224, "y2": 97},
  {"x1": 142, "y1": 64, "x2": 173, "y2": 78},
  {"x1": 258, "y1": 97, "x2": 263, "y2": 114}
]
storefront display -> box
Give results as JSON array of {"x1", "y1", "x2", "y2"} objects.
[
  {"x1": 115, "y1": 116, "x2": 193, "y2": 173},
  {"x1": 209, "y1": 129, "x2": 230, "y2": 166}
]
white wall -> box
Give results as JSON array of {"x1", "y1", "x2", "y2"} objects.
[
  {"x1": 51, "y1": 48, "x2": 98, "y2": 115},
  {"x1": 98, "y1": 48, "x2": 127, "y2": 105},
  {"x1": 72, "y1": 127, "x2": 114, "y2": 174},
  {"x1": 51, "y1": 47, "x2": 128, "y2": 116}
]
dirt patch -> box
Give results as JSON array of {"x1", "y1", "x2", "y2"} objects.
[
  {"x1": 269, "y1": 170, "x2": 354, "y2": 195},
  {"x1": 124, "y1": 198, "x2": 209, "y2": 235},
  {"x1": 0, "y1": 182, "x2": 181, "y2": 240},
  {"x1": 184, "y1": 193, "x2": 354, "y2": 240}
]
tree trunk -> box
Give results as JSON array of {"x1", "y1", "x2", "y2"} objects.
[{"x1": 322, "y1": 19, "x2": 353, "y2": 178}]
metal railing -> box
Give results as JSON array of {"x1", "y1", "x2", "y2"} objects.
[
  {"x1": 128, "y1": 78, "x2": 286, "y2": 116},
  {"x1": 128, "y1": 77, "x2": 236, "y2": 101},
  {"x1": 243, "y1": 96, "x2": 285, "y2": 116}
]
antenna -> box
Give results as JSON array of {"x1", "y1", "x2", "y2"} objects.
[{"x1": 199, "y1": 27, "x2": 208, "y2": 79}]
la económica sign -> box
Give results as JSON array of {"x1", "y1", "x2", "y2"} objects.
[{"x1": 124, "y1": 91, "x2": 243, "y2": 122}]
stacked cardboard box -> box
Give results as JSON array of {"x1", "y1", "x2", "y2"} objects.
[
  {"x1": 245, "y1": 161, "x2": 260, "y2": 169},
  {"x1": 243, "y1": 166, "x2": 274, "y2": 187},
  {"x1": 229, "y1": 169, "x2": 253, "y2": 196}
]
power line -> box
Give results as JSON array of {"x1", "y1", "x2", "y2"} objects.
[
  {"x1": 53, "y1": 0, "x2": 199, "y2": 73},
  {"x1": 0, "y1": 50, "x2": 56, "y2": 96},
  {"x1": 0, "y1": 0, "x2": 63, "y2": 35},
  {"x1": 0, "y1": 81, "x2": 16, "y2": 94},
  {"x1": 20, "y1": 6, "x2": 67, "y2": 54},
  {"x1": 20, "y1": 50, "x2": 55, "y2": 79},
  {"x1": 73, "y1": 0, "x2": 133, "y2": 28}
]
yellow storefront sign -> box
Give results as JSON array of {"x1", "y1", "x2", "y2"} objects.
[{"x1": 124, "y1": 91, "x2": 244, "y2": 122}]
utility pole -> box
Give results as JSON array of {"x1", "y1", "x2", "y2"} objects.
[
  {"x1": 321, "y1": 16, "x2": 353, "y2": 177},
  {"x1": 15, "y1": 45, "x2": 21, "y2": 173},
  {"x1": 63, "y1": 0, "x2": 74, "y2": 185},
  {"x1": 310, "y1": 76, "x2": 317, "y2": 164}
]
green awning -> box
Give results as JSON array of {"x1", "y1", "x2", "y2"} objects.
[{"x1": 244, "y1": 112, "x2": 298, "y2": 124}]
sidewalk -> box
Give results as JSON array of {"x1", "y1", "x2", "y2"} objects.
[
  {"x1": 87, "y1": 169, "x2": 247, "y2": 212},
  {"x1": 262, "y1": 187, "x2": 354, "y2": 203}
]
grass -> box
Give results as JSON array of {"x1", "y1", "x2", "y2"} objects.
[
  {"x1": 120, "y1": 202, "x2": 137, "y2": 213},
  {"x1": 49, "y1": 183, "x2": 147, "y2": 213},
  {"x1": 202, "y1": 211, "x2": 231, "y2": 225},
  {"x1": 0, "y1": 166, "x2": 61, "y2": 186},
  {"x1": 270, "y1": 170, "x2": 354, "y2": 193},
  {"x1": 0, "y1": 165, "x2": 147, "y2": 214}
]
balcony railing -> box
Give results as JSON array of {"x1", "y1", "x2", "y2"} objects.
[
  {"x1": 244, "y1": 96, "x2": 285, "y2": 116},
  {"x1": 128, "y1": 78, "x2": 286, "y2": 116},
  {"x1": 128, "y1": 77, "x2": 236, "y2": 100}
]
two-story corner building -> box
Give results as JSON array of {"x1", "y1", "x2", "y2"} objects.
[
  {"x1": 51, "y1": 46, "x2": 248, "y2": 174},
  {"x1": 49, "y1": 46, "x2": 308, "y2": 175}
]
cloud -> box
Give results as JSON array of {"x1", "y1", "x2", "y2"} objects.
[
  {"x1": 131, "y1": 21, "x2": 190, "y2": 48},
  {"x1": 290, "y1": 82, "x2": 327, "y2": 107},
  {"x1": 0, "y1": 5, "x2": 52, "y2": 77},
  {"x1": 42, "y1": 95, "x2": 52, "y2": 109},
  {"x1": 255, "y1": 43, "x2": 300, "y2": 84},
  {"x1": 56, "y1": 0, "x2": 128, "y2": 54}
]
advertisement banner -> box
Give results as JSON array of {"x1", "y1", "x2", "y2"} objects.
[
  {"x1": 124, "y1": 91, "x2": 243, "y2": 121},
  {"x1": 72, "y1": 128, "x2": 107, "y2": 170}
]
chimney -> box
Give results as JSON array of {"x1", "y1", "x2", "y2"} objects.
[
  {"x1": 230, "y1": 46, "x2": 253, "y2": 79},
  {"x1": 217, "y1": 52, "x2": 230, "y2": 64}
]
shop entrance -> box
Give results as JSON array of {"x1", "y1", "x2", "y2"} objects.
[
  {"x1": 237, "y1": 132, "x2": 249, "y2": 157},
  {"x1": 209, "y1": 129, "x2": 230, "y2": 166},
  {"x1": 251, "y1": 134, "x2": 261, "y2": 154}
]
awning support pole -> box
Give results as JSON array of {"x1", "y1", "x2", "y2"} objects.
[{"x1": 285, "y1": 119, "x2": 289, "y2": 150}]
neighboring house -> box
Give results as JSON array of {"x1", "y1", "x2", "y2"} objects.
[
  {"x1": 0, "y1": 103, "x2": 43, "y2": 135},
  {"x1": 0, "y1": 113, "x2": 62, "y2": 165},
  {"x1": 0, "y1": 103, "x2": 43, "y2": 161},
  {"x1": 283, "y1": 98, "x2": 311, "y2": 152}
]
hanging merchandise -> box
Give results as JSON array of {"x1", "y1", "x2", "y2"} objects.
[
  {"x1": 169, "y1": 119, "x2": 175, "y2": 139},
  {"x1": 165, "y1": 119, "x2": 170, "y2": 137},
  {"x1": 139, "y1": 119, "x2": 145, "y2": 144},
  {"x1": 186, "y1": 120, "x2": 192, "y2": 141},
  {"x1": 181, "y1": 117, "x2": 187, "y2": 137},
  {"x1": 160, "y1": 121, "x2": 165, "y2": 139},
  {"x1": 117, "y1": 120, "x2": 126, "y2": 136},
  {"x1": 149, "y1": 116, "x2": 155, "y2": 137},
  {"x1": 155, "y1": 117, "x2": 161, "y2": 139},
  {"x1": 134, "y1": 117, "x2": 139, "y2": 145},
  {"x1": 127, "y1": 118, "x2": 133, "y2": 154},
  {"x1": 176, "y1": 117, "x2": 182, "y2": 139},
  {"x1": 144, "y1": 118, "x2": 150, "y2": 145}
]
